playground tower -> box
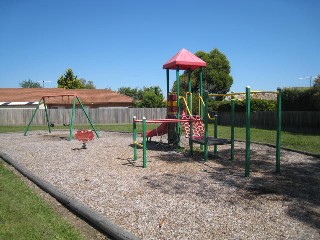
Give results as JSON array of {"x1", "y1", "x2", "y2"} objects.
[{"x1": 163, "y1": 48, "x2": 206, "y2": 146}]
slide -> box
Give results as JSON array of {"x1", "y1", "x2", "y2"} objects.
[{"x1": 145, "y1": 122, "x2": 168, "y2": 138}]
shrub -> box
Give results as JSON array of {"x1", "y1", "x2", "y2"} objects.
[
  {"x1": 310, "y1": 87, "x2": 320, "y2": 110},
  {"x1": 250, "y1": 99, "x2": 277, "y2": 112},
  {"x1": 208, "y1": 99, "x2": 276, "y2": 113},
  {"x1": 282, "y1": 87, "x2": 319, "y2": 111}
]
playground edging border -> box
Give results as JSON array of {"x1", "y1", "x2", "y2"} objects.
[{"x1": 0, "y1": 151, "x2": 140, "y2": 240}]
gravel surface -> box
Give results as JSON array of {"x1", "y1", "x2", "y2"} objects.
[{"x1": 1, "y1": 130, "x2": 319, "y2": 239}]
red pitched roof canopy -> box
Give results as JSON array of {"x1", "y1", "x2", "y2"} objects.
[{"x1": 163, "y1": 48, "x2": 206, "y2": 71}]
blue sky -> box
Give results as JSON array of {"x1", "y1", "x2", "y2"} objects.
[{"x1": 0, "y1": 0, "x2": 319, "y2": 94}]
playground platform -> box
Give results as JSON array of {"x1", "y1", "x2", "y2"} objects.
[{"x1": 191, "y1": 136, "x2": 231, "y2": 146}]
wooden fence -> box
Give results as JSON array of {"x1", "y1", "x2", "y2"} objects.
[
  {"x1": 0, "y1": 108, "x2": 167, "y2": 126},
  {"x1": 217, "y1": 111, "x2": 320, "y2": 132},
  {"x1": 0, "y1": 108, "x2": 319, "y2": 132}
]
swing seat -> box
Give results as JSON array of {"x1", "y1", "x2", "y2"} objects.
[{"x1": 75, "y1": 130, "x2": 94, "y2": 142}]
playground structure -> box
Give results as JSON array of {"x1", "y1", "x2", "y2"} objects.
[
  {"x1": 133, "y1": 48, "x2": 282, "y2": 177},
  {"x1": 202, "y1": 88, "x2": 282, "y2": 177},
  {"x1": 24, "y1": 94, "x2": 99, "y2": 141}
]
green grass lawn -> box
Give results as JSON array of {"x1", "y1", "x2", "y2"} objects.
[
  {"x1": 0, "y1": 162, "x2": 86, "y2": 240},
  {"x1": 0, "y1": 124, "x2": 157, "y2": 134},
  {"x1": 0, "y1": 124, "x2": 319, "y2": 154},
  {"x1": 212, "y1": 125, "x2": 320, "y2": 155}
]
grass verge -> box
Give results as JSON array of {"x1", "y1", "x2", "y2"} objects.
[
  {"x1": 211, "y1": 125, "x2": 320, "y2": 155},
  {"x1": 0, "y1": 124, "x2": 157, "y2": 134},
  {"x1": 0, "y1": 162, "x2": 86, "y2": 240},
  {"x1": 0, "y1": 124, "x2": 319, "y2": 154}
]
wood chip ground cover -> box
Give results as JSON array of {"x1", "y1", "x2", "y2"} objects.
[{"x1": 0, "y1": 131, "x2": 319, "y2": 239}]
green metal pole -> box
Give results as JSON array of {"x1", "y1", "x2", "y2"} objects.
[
  {"x1": 166, "y1": 69, "x2": 170, "y2": 144},
  {"x1": 214, "y1": 114, "x2": 218, "y2": 155},
  {"x1": 231, "y1": 99, "x2": 235, "y2": 161},
  {"x1": 166, "y1": 69, "x2": 170, "y2": 100},
  {"x1": 133, "y1": 116, "x2": 137, "y2": 161},
  {"x1": 199, "y1": 67, "x2": 204, "y2": 151},
  {"x1": 245, "y1": 86, "x2": 251, "y2": 177},
  {"x1": 142, "y1": 117, "x2": 147, "y2": 168},
  {"x1": 43, "y1": 98, "x2": 51, "y2": 133},
  {"x1": 276, "y1": 88, "x2": 282, "y2": 174},
  {"x1": 188, "y1": 68, "x2": 193, "y2": 155},
  {"x1": 76, "y1": 97, "x2": 99, "y2": 138},
  {"x1": 199, "y1": 67, "x2": 203, "y2": 118},
  {"x1": 24, "y1": 97, "x2": 43, "y2": 136},
  {"x1": 69, "y1": 97, "x2": 76, "y2": 141},
  {"x1": 187, "y1": 68, "x2": 192, "y2": 114},
  {"x1": 189, "y1": 122, "x2": 194, "y2": 156},
  {"x1": 204, "y1": 91, "x2": 209, "y2": 161},
  {"x1": 176, "y1": 66, "x2": 181, "y2": 149}
]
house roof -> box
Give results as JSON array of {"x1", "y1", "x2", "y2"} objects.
[
  {"x1": 163, "y1": 48, "x2": 207, "y2": 71},
  {"x1": 0, "y1": 88, "x2": 133, "y2": 106}
]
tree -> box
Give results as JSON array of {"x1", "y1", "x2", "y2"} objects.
[
  {"x1": 57, "y1": 68, "x2": 84, "y2": 89},
  {"x1": 138, "y1": 89, "x2": 164, "y2": 108},
  {"x1": 117, "y1": 87, "x2": 143, "y2": 102},
  {"x1": 117, "y1": 86, "x2": 165, "y2": 108},
  {"x1": 138, "y1": 86, "x2": 165, "y2": 108},
  {"x1": 79, "y1": 78, "x2": 96, "y2": 89},
  {"x1": 19, "y1": 79, "x2": 42, "y2": 88},
  {"x1": 172, "y1": 48, "x2": 233, "y2": 94},
  {"x1": 171, "y1": 74, "x2": 198, "y2": 96},
  {"x1": 313, "y1": 75, "x2": 320, "y2": 87}
]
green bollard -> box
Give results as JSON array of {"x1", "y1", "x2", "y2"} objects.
[
  {"x1": 142, "y1": 117, "x2": 147, "y2": 168},
  {"x1": 245, "y1": 86, "x2": 251, "y2": 177},
  {"x1": 204, "y1": 91, "x2": 209, "y2": 161},
  {"x1": 231, "y1": 99, "x2": 235, "y2": 161},
  {"x1": 214, "y1": 114, "x2": 218, "y2": 155},
  {"x1": 213, "y1": 114, "x2": 218, "y2": 155},
  {"x1": 133, "y1": 116, "x2": 137, "y2": 161},
  {"x1": 276, "y1": 88, "x2": 282, "y2": 174},
  {"x1": 189, "y1": 120, "x2": 194, "y2": 156}
]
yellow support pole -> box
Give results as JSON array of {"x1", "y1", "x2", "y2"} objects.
[
  {"x1": 179, "y1": 96, "x2": 192, "y2": 116},
  {"x1": 208, "y1": 90, "x2": 278, "y2": 98},
  {"x1": 197, "y1": 95, "x2": 215, "y2": 120}
]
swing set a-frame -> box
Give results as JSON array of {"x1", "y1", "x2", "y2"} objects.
[{"x1": 24, "y1": 94, "x2": 99, "y2": 141}]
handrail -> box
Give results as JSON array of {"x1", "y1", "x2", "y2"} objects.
[
  {"x1": 185, "y1": 91, "x2": 192, "y2": 100},
  {"x1": 208, "y1": 92, "x2": 245, "y2": 97},
  {"x1": 208, "y1": 90, "x2": 278, "y2": 98},
  {"x1": 197, "y1": 95, "x2": 215, "y2": 120},
  {"x1": 179, "y1": 96, "x2": 192, "y2": 116}
]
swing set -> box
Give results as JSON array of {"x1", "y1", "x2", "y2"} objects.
[{"x1": 24, "y1": 94, "x2": 99, "y2": 141}]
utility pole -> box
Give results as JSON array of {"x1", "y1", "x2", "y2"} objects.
[
  {"x1": 299, "y1": 76, "x2": 313, "y2": 87},
  {"x1": 38, "y1": 80, "x2": 53, "y2": 88}
]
